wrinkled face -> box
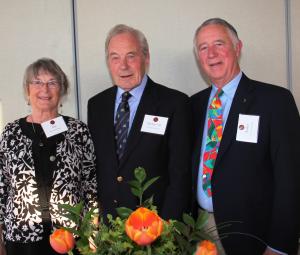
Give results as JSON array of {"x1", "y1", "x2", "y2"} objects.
[
  {"x1": 195, "y1": 24, "x2": 242, "y2": 88},
  {"x1": 107, "y1": 32, "x2": 149, "y2": 91},
  {"x1": 27, "y1": 71, "x2": 61, "y2": 113}
]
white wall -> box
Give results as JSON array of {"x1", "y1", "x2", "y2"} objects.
[
  {"x1": 0, "y1": 0, "x2": 299, "y2": 129},
  {"x1": 291, "y1": 0, "x2": 300, "y2": 109},
  {"x1": 0, "y1": 0, "x2": 76, "y2": 130},
  {"x1": 76, "y1": 0, "x2": 288, "y2": 122}
]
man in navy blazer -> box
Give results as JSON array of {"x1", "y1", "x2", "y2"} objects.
[
  {"x1": 88, "y1": 24, "x2": 191, "y2": 221},
  {"x1": 191, "y1": 18, "x2": 300, "y2": 255}
]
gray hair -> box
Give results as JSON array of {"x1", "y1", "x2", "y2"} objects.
[
  {"x1": 23, "y1": 58, "x2": 69, "y2": 98},
  {"x1": 105, "y1": 24, "x2": 149, "y2": 60},
  {"x1": 194, "y1": 18, "x2": 240, "y2": 52}
]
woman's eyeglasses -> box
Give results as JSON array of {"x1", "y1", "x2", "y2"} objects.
[{"x1": 30, "y1": 80, "x2": 60, "y2": 89}]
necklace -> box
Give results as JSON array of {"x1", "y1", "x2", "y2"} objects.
[
  {"x1": 30, "y1": 115, "x2": 44, "y2": 147},
  {"x1": 31, "y1": 121, "x2": 37, "y2": 135},
  {"x1": 30, "y1": 115, "x2": 37, "y2": 134}
]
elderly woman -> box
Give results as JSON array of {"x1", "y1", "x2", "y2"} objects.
[{"x1": 0, "y1": 58, "x2": 98, "y2": 255}]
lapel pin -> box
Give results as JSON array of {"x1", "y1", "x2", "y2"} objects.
[
  {"x1": 153, "y1": 117, "x2": 159, "y2": 122},
  {"x1": 239, "y1": 124, "x2": 245, "y2": 130}
]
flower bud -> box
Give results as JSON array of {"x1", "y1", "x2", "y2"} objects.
[
  {"x1": 195, "y1": 240, "x2": 217, "y2": 255},
  {"x1": 50, "y1": 229, "x2": 75, "y2": 254},
  {"x1": 125, "y1": 207, "x2": 163, "y2": 246}
]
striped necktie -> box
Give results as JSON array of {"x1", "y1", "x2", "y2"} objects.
[
  {"x1": 202, "y1": 89, "x2": 224, "y2": 197},
  {"x1": 115, "y1": 91, "x2": 131, "y2": 160}
]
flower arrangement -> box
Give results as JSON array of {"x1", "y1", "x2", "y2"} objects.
[{"x1": 50, "y1": 167, "x2": 218, "y2": 255}]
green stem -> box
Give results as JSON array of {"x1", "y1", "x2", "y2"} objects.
[
  {"x1": 147, "y1": 245, "x2": 152, "y2": 255},
  {"x1": 139, "y1": 195, "x2": 142, "y2": 206},
  {"x1": 68, "y1": 250, "x2": 74, "y2": 255}
]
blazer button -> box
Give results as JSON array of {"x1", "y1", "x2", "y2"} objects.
[
  {"x1": 49, "y1": 155, "x2": 56, "y2": 162},
  {"x1": 113, "y1": 199, "x2": 118, "y2": 204},
  {"x1": 117, "y1": 176, "x2": 123, "y2": 182}
]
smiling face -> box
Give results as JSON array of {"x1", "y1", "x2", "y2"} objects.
[
  {"x1": 27, "y1": 71, "x2": 61, "y2": 115},
  {"x1": 195, "y1": 24, "x2": 242, "y2": 88},
  {"x1": 107, "y1": 32, "x2": 149, "y2": 91}
]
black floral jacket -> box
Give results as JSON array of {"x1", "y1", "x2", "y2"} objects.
[{"x1": 0, "y1": 117, "x2": 98, "y2": 242}]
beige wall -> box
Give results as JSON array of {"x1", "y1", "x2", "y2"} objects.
[
  {"x1": 76, "y1": 0, "x2": 289, "y2": 121},
  {"x1": 0, "y1": 0, "x2": 299, "y2": 130},
  {"x1": 0, "y1": 0, "x2": 76, "y2": 132},
  {"x1": 291, "y1": 0, "x2": 300, "y2": 109}
]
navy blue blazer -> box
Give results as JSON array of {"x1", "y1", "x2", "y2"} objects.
[
  {"x1": 191, "y1": 74, "x2": 300, "y2": 255},
  {"x1": 88, "y1": 77, "x2": 192, "y2": 221}
]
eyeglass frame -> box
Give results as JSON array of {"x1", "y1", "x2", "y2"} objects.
[{"x1": 29, "y1": 79, "x2": 60, "y2": 89}]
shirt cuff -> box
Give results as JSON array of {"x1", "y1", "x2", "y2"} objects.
[{"x1": 267, "y1": 246, "x2": 288, "y2": 255}]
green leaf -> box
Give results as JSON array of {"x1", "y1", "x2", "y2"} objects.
[
  {"x1": 193, "y1": 231, "x2": 214, "y2": 242},
  {"x1": 131, "y1": 187, "x2": 142, "y2": 198},
  {"x1": 61, "y1": 226, "x2": 81, "y2": 236},
  {"x1": 182, "y1": 213, "x2": 195, "y2": 229},
  {"x1": 116, "y1": 207, "x2": 133, "y2": 219},
  {"x1": 174, "y1": 232, "x2": 191, "y2": 252},
  {"x1": 142, "y1": 176, "x2": 160, "y2": 192},
  {"x1": 58, "y1": 202, "x2": 84, "y2": 225},
  {"x1": 127, "y1": 180, "x2": 141, "y2": 189},
  {"x1": 82, "y1": 207, "x2": 97, "y2": 222},
  {"x1": 142, "y1": 196, "x2": 154, "y2": 208},
  {"x1": 81, "y1": 207, "x2": 97, "y2": 235},
  {"x1": 62, "y1": 213, "x2": 79, "y2": 225},
  {"x1": 59, "y1": 201, "x2": 83, "y2": 216},
  {"x1": 173, "y1": 221, "x2": 190, "y2": 237},
  {"x1": 134, "y1": 167, "x2": 146, "y2": 183},
  {"x1": 195, "y1": 210, "x2": 209, "y2": 230},
  {"x1": 76, "y1": 237, "x2": 90, "y2": 248}
]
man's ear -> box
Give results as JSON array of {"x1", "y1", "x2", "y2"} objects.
[{"x1": 236, "y1": 39, "x2": 243, "y2": 58}]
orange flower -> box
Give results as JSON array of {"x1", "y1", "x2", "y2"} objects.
[
  {"x1": 125, "y1": 207, "x2": 163, "y2": 246},
  {"x1": 195, "y1": 240, "x2": 218, "y2": 255},
  {"x1": 50, "y1": 229, "x2": 75, "y2": 254}
]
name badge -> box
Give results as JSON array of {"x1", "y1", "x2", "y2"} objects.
[
  {"x1": 236, "y1": 114, "x2": 259, "y2": 143},
  {"x1": 141, "y1": 114, "x2": 168, "y2": 135},
  {"x1": 41, "y1": 116, "x2": 68, "y2": 138}
]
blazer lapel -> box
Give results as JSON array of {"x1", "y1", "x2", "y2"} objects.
[
  {"x1": 103, "y1": 87, "x2": 119, "y2": 168},
  {"x1": 118, "y1": 78, "x2": 158, "y2": 168},
  {"x1": 215, "y1": 74, "x2": 255, "y2": 166}
]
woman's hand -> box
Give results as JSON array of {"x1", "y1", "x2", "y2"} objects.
[
  {"x1": 0, "y1": 241, "x2": 6, "y2": 255},
  {"x1": 0, "y1": 225, "x2": 6, "y2": 255}
]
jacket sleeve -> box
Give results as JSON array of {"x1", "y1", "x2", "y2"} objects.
[
  {"x1": 79, "y1": 123, "x2": 99, "y2": 214},
  {"x1": 267, "y1": 89, "x2": 300, "y2": 254},
  {"x1": 0, "y1": 126, "x2": 9, "y2": 224},
  {"x1": 160, "y1": 94, "x2": 192, "y2": 220}
]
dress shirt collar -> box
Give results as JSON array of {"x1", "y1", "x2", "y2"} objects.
[
  {"x1": 116, "y1": 75, "x2": 148, "y2": 103},
  {"x1": 211, "y1": 71, "x2": 242, "y2": 100}
]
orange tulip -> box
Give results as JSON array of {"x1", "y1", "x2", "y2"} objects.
[
  {"x1": 50, "y1": 229, "x2": 75, "y2": 254},
  {"x1": 195, "y1": 240, "x2": 218, "y2": 255},
  {"x1": 125, "y1": 207, "x2": 163, "y2": 246}
]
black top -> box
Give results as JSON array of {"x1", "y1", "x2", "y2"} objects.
[{"x1": 20, "y1": 117, "x2": 64, "y2": 224}]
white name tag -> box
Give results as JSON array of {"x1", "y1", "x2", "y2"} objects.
[
  {"x1": 141, "y1": 114, "x2": 168, "y2": 135},
  {"x1": 41, "y1": 116, "x2": 68, "y2": 138},
  {"x1": 236, "y1": 114, "x2": 259, "y2": 143}
]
